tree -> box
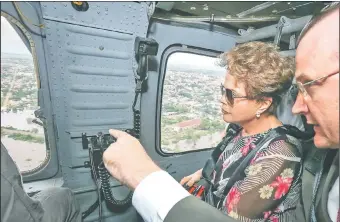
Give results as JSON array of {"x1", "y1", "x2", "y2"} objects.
[{"x1": 199, "y1": 118, "x2": 211, "y2": 130}]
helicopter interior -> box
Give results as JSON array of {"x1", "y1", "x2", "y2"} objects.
[{"x1": 0, "y1": 1, "x2": 331, "y2": 221}]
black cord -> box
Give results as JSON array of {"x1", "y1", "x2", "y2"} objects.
[
  {"x1": 98, "y1": 162, "x2": 133, "y2": 210},
  {"x1": 81, "y1": 199, "x2": 99, "y2": 220},
  {"x1": 89, "y1": 149, "x2": 102, "y2": 222}
]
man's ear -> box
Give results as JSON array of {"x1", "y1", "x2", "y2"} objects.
[{"x1": 257, "y1": 97, "x2": 273, "y2": 114}]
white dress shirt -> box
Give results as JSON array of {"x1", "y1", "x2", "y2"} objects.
[
  {"x1": 327, "y1": 177, "x2": 339, "y2": 222},
  {"x1": 132, "y1": 170, "x2": 190, "y2": 222}
]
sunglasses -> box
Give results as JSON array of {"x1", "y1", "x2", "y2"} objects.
[{"x1": 220, "y1": 84, "x2": 249, "y2": 105}]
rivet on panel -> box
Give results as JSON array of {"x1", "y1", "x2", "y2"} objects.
[{"x1": 99, "y1": 46, "x2": 104, "y2": 50}]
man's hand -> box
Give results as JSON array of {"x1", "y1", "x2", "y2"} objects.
[{"x1": 103, "y1": 129, "x2": 161, "y2": 190}]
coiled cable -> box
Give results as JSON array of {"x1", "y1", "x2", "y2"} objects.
[
  {"x1": 98, "y1": 162, "x2": 133, "y2": 212},
  {"x1": 133, "y1": 110, "x2": 141, "y2": 138}
]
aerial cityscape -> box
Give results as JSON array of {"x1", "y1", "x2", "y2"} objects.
[{"x1": 161, "y1": 63, "x2": 227, "y2": 153}]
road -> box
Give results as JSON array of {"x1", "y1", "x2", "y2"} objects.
[{"x1": 2, "y1": 67, "x2": 19, "y2": 109}]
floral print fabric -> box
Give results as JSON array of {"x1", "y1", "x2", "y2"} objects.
[{"x1": 210, "y1": 125, "x2": 303, "y2": 221}]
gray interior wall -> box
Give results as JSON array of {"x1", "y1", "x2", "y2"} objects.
[
  {"x1": 2, "y1": 2, "x2": 150, "y2": 221},
  {"x1": 39, "y1": 1, "x2": 149, "y2": 189},
  {"x1": 38, "y1": 2, "x2": 151, "y2": 221}
]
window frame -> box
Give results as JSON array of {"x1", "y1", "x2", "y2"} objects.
[
  {"x1": 1, "y1": 11, "x2": 59, "y2": 182},
  {"x1": 156, "y1": 45, "x2": 225, "y2": 156}
]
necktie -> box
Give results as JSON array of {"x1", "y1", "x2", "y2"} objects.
[{"x1": 310, "y1": 152, "x2": 328, "y2": 222}]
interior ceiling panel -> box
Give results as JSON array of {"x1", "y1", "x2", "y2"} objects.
[
  {"x1": 171, "y1": 1, "x2": 327, "y2": 18},
  {"x1": 250, "y1": 2, "x2": 327, "y2": 16},
  {"x1": 172, "y1": 2, "x2": 267, "y2": 17},
  {"x1": 155, "y1": 1, "x2": 330, "y2": 32}
]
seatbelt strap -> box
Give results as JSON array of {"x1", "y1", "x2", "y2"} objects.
[
  {"x1": 220, "y1": 129, "x2": 278, "y2": 197},
  {"x1": 201, "y1": 124, "x2": 242, "y2": 184}
]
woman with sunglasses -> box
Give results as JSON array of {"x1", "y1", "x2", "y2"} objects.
[{"x1": 180, "y1": 41, "x2": 306, "y2": 221}]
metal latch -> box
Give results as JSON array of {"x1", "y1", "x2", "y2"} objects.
[{"x1": 274, "y1": 16, "x2": 286, "y2": 46}]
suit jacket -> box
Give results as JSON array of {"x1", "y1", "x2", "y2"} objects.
[
  {"x1": 164, "y1": 195, "x2": 239, "y2": 222},
  {"x1": 301, "y1": 147, "x2": 339, "y2": 222},
  {"x1": 316, "y1": 150, "x2": 339, "y2": 222},
  {"x1": 0, "y1": 143, "x2": 44, "y2": 222}
]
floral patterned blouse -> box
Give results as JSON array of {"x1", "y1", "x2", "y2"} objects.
[{"x1": 208, "y1": 124, "x2": 303, "y2": 221}]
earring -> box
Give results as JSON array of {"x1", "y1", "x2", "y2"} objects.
[{"x1": 256, "y1": 112, "x2": 261, "y2": 118}]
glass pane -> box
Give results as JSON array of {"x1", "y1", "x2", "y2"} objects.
[
  {"x1": 1, "y1": 16, "x2": 48, "y2": 172},
  {"x1": 161, "y1": 52, "x2": 227, "y2": 153}
]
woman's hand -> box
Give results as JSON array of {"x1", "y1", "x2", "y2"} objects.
[{"x1": 180, "y1": 168, "x2": 203, "y2": 187}]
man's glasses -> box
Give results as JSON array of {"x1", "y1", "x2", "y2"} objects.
[
  {"x1": 220, "y1": 84, "x2": 248, "y2": 105},
  {"x1": 295, "y1": 72, "x2": 339, "y2": 98}
]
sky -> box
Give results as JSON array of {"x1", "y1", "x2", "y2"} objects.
[
  {"x1": 1, "y1": 16, "x2": 30, "y2": 55},
  {"x1": 168, "y1": 52, "x2": 226, "y2": 72}
]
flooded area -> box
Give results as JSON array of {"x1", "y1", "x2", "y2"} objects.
[
  {"x1": 1, "y1": 136, "x2": 46, "y2": 172},
  {"x1": 1, "y1": 110, "x2": 47, "y2": 172},
  {"x1": 1, "y1": 110, "x2": 45, "y2": 135}
]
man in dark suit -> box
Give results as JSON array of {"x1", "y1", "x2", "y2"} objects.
[
  {"x1": 292, "y1": 3, "x2": 339, "y2": 222},
  {"x1": 103, "y1": 4, "x2": 339, "y2": 222}
]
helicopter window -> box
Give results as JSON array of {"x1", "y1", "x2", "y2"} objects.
[
  {"x1": 161, "y1": 52, "x2": 227, "y2": 153},
  {"x1": 1, "y1": 16, "x2": 49, "y2": 173}
]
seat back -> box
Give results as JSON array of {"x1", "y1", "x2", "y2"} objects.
[{"x1": 275, "y1": 87, "x2": 305, "y2": 131}]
